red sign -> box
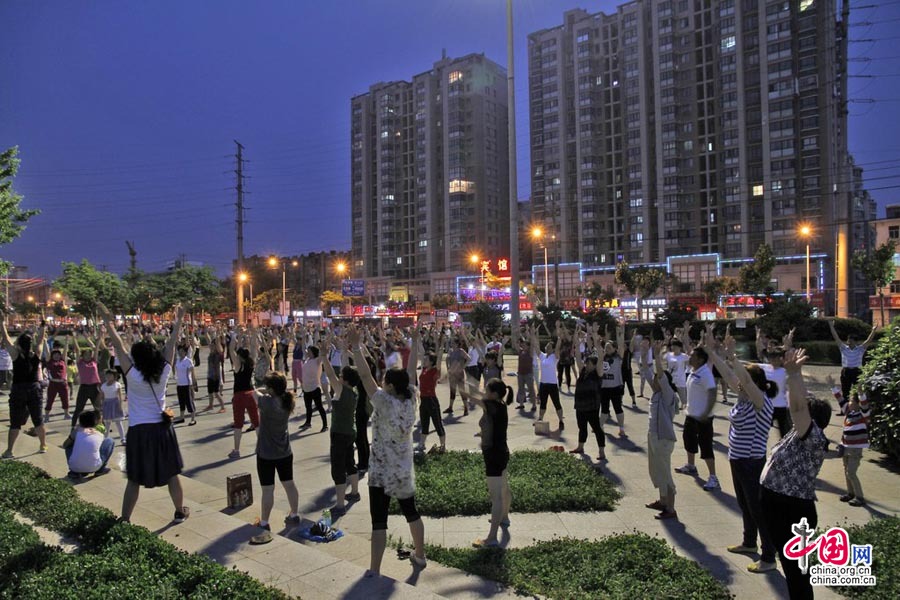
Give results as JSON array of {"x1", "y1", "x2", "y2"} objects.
[
  {"x1": 496, "y1": 257, "x2": 510, "y2": 275},
  {"x1": 869, "y1": 295, "x2": 900, "y2": 308}
]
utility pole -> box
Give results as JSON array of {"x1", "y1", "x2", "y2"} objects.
[
  {"x1": 506, "y1": 0, "x2": 520, "y2": 338},
  {"x1": 125, "y1": 241, "x2": 137, "y2": 272},
  {"x1": 234, "y1": 140, "x2": 246, "y2": 324}
]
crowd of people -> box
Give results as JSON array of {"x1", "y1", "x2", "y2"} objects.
[{"x1": 0, "y1": 310, "x2": 874, "y2": 596}]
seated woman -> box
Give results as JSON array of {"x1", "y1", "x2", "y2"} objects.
[{"x1": 66, "y1": 410, "x2": 115, "y2": 479}]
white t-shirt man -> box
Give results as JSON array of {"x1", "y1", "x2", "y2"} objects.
[
  {"x1": 760, "y1": 363, "x2": 788, "y2": 408},
  {"x1": 666, "y1": 352, "x2": 690, "y2": 389},
  {"x1": 174, "y1": 356, "x2": 194, "y2": 386},
  {"x1": 67, "y1": 427, "x2": 104, "y2": 473},
  {"x1": 839, "y1": 345, "x2": 865, "y2": 369},
  {"x1": 686, "y1": 363, "x2": 716, "y2": 419},
  {"x1": 537, "y1": 353, "x2": 559, "y2": 385}
]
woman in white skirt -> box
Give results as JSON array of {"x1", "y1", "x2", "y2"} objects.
[{"x1": 100, "y1": 368, "x2": 127, "y2": 444}]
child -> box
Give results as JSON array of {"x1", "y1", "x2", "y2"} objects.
[
  {"x1": 101, "y1": 369, "x2": 127, "y2": 444},
  {"x1": 839, "y1": 390, "x2": 870, "y2": 507},
  {"x1": 66, "y1": 410, "x2": 115, "y2": 479}
]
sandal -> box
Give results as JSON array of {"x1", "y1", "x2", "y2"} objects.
[
  {"x1": 645, "y1": 500, "x2": 666, "y2": 511},
  {"x1": 472, "y1": 538, "x2": 500, "y2": 548}
]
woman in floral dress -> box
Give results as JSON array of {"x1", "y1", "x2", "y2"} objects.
[{"x1": 349, "y1": 326, "x2": 425, "y2": 576}]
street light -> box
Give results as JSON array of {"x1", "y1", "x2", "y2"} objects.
[
  {"x1": 799, "y1": 224, "x2": 812, "y2": 301},
  {"x1": 238, "y1": 272, "x2": 253, "y2": 322},
  {"x1": 470, "y1": 254, "x2": 489, "y2": 302},
  {"x1": 268, "y1": 256, "x2": 295, "y2": 325},
  {"x1": 531, "y1": 227, "x2": 550, "y2": 306}
]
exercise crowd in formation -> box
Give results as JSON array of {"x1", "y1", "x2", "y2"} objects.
[{"x1": 0, "y1": 309, "x2": 873, "y2": 597}]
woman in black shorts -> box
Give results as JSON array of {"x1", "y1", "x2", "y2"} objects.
[
  {"x1": 466, "y1": 377, "x2": 513, "y2": 548},
  {"x1": 249, "y1": 371, "x2": 300, "y2": 544}
]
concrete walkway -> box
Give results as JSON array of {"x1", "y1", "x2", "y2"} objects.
[{"x1": 4, "y1": 351, "x2": 898, "y2": 599}]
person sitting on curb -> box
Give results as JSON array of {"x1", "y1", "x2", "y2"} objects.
[{"x1": 66, "y1": 409, "x2": 115, "y2": 479}]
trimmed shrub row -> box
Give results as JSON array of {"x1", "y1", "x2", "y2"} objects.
[
  {"x1": 392, "y1": 450, "x2": 620, "y2": 517},
  {"x1": 425, "y1": 534, "x2": 733, "y2": 600},
  {"x1": 0, "y1": 461, "x2": 291, "y2": 599}
]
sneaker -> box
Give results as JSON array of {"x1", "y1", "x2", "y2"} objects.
[
  {"x1": 410, "y1": 554, "x2": 427, "y2": 568},
  {"x1": 703, "y1": 475, "x2": 721, "y2": 491},
  {"x1": 173, "y1": 507, "x2": 191, "y2": 523},
  {"x1": 320, "y1": 425, "x2": 329, "y2": 432},
  {"x1": 39, "y1": 445, "x2": 48, "y2": 454},
  {"x1": 442, "y1": 408, "x2": 453, "y2": 414},
  {"x1": 747, "y1": 560, "x2": 777, "y2": 573},
  {"x1": 839, "y1": 494, "x2": 855, "y2": 503},
  {"x1": 228, "y1": 449, "x2": 240, "y2": 459},
  {"x1": 618, "y1": 429, "x2": 627, "y2": 439},
  {"x1": 727, "y1": 544, "x2": 758, "y2": 555},
  {"x1": 1, "y1": 450, "x2": 13, "y2": 460},
  {"x1": 346, "y1": 492, "x2": 361, "y2": 503},
  {"x1": 645, "y1": 500, "x2": 666, "y2": 511},
  {"x1": 245, "y1": 425, "x2": 256, "y2": 433},
  {"x1": 848, "y1": 498, "x2": 866, "y2": 507},
  {"x1": 655, "y1": 510, "x2": 678, "y2": 520},
  {"x1": 675, "y1": 464, "x2": 698, "y2": 475},
  {"x1": 284, "y1": 514, "x2": 301, "y2": 526}
]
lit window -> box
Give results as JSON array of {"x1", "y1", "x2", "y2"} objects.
[
  {"x1": 449, "y1": 71, "x2": 463, "y2": 83},
  {"x1": 449, "y1": 179, "x2": 475, "y2": 193},
  {"x1": 720, "y1": 36, "x2": 736, "y2": 51},
  {"x1": 752, "y1": 185, "x2": 764, "y2": 197},
  {"x1": 397, "y1": 257, "x2": 403, "y2": 265},
  {"x1": 381, "y1": 131, "x2": 388, "y2": 139}
]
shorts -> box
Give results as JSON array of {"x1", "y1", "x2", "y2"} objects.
[
  {"x1": 329, "y1": 432, "x2": 357, "y2": 485},
  {"x1": 483, "y1": 447, "x2": 510, "y2": 477},
  {"x1": 369, "y1": 485, "x2": 420, "y2": 530},
  {"x1": 683, "y1": 416, "x2": 714, "y2": 460},
  {"x1": 256, "y1": 454, "x2": 294, "y2": 486},
  {"x1": 647, "y1": 433, "x2": 676, "y2": 494},
  {"x1": 207, "y1": 379, "x2": 221, "y2": 394},
  {"x1": 9, "y1": 382, "x2": 42, "y2": 429},
  {"x1": 232, "y1": 390, "x2": 260, "y2": 429}
]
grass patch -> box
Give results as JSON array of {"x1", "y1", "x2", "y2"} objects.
[
  {"x1": 0, "y1": 460, "x2": 291, "y2": 599},
  {"x1": 829, "y1": 516, "x2": 900, "y2": 600},
  {"x1": 424, "y1": 534, "x2": 732, "y2": 600},
  {"x1": 391, "y1": 449, "x2": 620, "y2": 517}
]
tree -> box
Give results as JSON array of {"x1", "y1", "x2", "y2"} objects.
[
  {"x1": 852, "y1": 239, "x2": 898, "y2": 326},
  {"x1": 320, "y1": 290, "x2": 345, "y2": 313},
  {"x1": 0, "y1": 147, "x2": 40, "y2": 277},
  {"x1": 655, "y1": 301, "x2": 698, "y2": 333},
  {"x1": 54, "y1": 260, "x2": 128, "y2": 318},
  {"x1": 51, "y1": 302, "x2": 68, "y2": 318},
  {"x1": 12, "y1": 301, "x2": 39, "y2": 320},
  {"x1": 153, "y1": 265, "x2": 220, "y2": 316},
  {"x1": 252, "y1": 289, "x2": 283, "y2": 313},
  {"x1": 579, "y1": 281, "x2": 617, "y2": 309},
  {"x1": 431, "y1": 293, "x2": 456, "y2": 310},
  {"x1": 469, "y1": 301, "x2": 503, "y2": 334},
  {"x1": 738, "y1": 243, "x2": 777, "y2": 297},
  {"x1": 615, "y1": 262, "x2": 666, "y2": 321},
  {"x1": 702, "y1": 276, "x2": 740, "y2": 304},
  {"x1": 755, "y1": 292, "x2": 814, "y2": 338}
]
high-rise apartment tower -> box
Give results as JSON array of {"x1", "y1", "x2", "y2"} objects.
[
  {"x1": 351, "y1": 53, "x2": 510, "y2": 281},
  {"x1": 529, "y1": 0, "x2": 857, "y2": 310}
]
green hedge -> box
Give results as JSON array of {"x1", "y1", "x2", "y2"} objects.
[
  {"x1": 795, "y1": 341, "x2": 843, "y2": 365},
  {"x1": 0, "y1": 461, "x2": 291, "y2": 599},
  {"x1": 858, "y1": 320, "x2": 900, "y2": 462},
  {"x1": 425, "y1": 534, "x2": 732, "y2": 600},
  {"x1": 392, "y1": 450, "x2": 620, "y2": 517},
  {"x1": 829, "y1": 516, "x2": 900, "y2": 599}
]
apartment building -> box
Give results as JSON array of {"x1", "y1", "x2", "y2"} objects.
[
  {"x1": 351, "y1": 52, "x2": 510, "y2": 298},
  {"x1": 528, "y1": 0, "x2": 864, "y2": 314}
]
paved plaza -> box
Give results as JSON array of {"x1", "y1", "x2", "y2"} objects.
[{"x1": 3, "y1": 348, "x2": 898, "y2": 599}]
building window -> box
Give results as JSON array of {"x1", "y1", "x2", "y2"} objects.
[
  {"x1": 752, "y1": 184, "x2": 764, "y2": 197},
  {"x1": 449, "y1": 71, "x2": 462, "y2": 83},
  {"x1": 890, "y1": 225, "x2": 900, "y2": 239}
]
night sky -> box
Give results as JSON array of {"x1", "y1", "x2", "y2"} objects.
[{"x1": 2, "y1": 0, "x2": 899, "y2": 278}]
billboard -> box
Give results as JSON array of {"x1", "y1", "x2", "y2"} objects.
[{"x1": 341, "y1": 279, "x2": 366, "y2": 297}]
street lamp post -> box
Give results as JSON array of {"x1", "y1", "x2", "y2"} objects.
[
  {"x1": 268, "y1": 257, "x2": 298, "y2": 325},
  {"x1": 799, "y1": 225, "x2": 812, "y2": 301},
  {"x1": 335, "y1": 261, "x2": 347, "y2": 317},
  {"x1": 531, "y1": 227, "x2": 550, "y2": 306},
  {"x1": 238, "y1": 273, "x2": 253, "y2": 324}
]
